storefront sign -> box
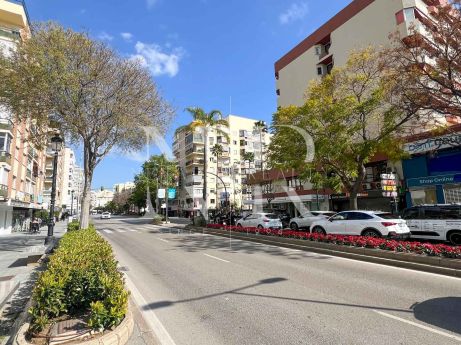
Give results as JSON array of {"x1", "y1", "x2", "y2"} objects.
[
  {"x1": 407, "y1": 174, "x2": 461, "y2": 187},
  {"x1": 157, "y1": 188, "x2": 165, "y2": 198},
  {"x1": 381, "y1": 173, "x2": 398, "y2": 198},
  {"x1": 404, "y1": 133, "x2": 461, "y2": 155},
  {"x1": 168, "y1": 188, "x2": 176, "y2": 199}
]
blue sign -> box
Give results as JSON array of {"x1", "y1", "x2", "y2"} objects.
[
  {"x1": 168, "y1": 188, "x2": 176, "y2": 199},
  {"x1": 407, "y1": 174, "x2": 461, "y2": 188}
]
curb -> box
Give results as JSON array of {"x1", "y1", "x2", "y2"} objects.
[
  {"x1": 14, "y1": 306, "x2": 134, "y2": 345},
  {"x1": 185, "y1": 226, "x2": 461, "y2": 278}
]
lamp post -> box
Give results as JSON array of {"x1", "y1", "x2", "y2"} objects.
[
  {"x1": 45, "y1": 133, "x2": 63, "y2": 245},
  {"x1": 70, "y1": 190, "x2": 75, "y2": 217}
]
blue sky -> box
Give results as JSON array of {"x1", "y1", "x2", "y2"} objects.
[{"x1": 27, "y1": 0, "x2": 351, "y2": 189}]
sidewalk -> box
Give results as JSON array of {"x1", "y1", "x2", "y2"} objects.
[{"x1": 0, "y1": 221, "x2": 67, "y2": 345}]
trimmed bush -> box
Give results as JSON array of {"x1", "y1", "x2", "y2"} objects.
[
  {"x1": 28, "y1": 226, "x2": 129, "y2": 334},
  {"x1": 67, "y1": 220, "x2": 80, "y2": 231},
  {"x1": 152, "y1": 215, "x2": 163, "y2": 225}
]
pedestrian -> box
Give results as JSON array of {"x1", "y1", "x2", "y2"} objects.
[{"x1": 32, "y1": 217, "x2": 39, "y2": 233}]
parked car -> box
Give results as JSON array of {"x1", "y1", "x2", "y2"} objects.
[
  {"x1": 100, "y1": 212, "x2": 111, "y2": 219},
  {"x1": 214, "y1": 211, "x2": 242, "y2": 225},
  {"x1": 310, "y1": 211, "x2": 410, "y2": 238},
  {"x1": 289, "y1": 211, "x2": 336, "y2": 230},
  {"x1": 236, "y1": 213, "x2": 283, "y2": 229},
  {"x1": 402, "y1": 204, "x2": 461, "y2": 245}
]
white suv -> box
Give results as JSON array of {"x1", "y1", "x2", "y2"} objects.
[
  {"x1": 402, "y1": 205, "x2": 461, "y2": 245},
  {"x1": 310, "y1": 211, "x2": 410, "y2": 238},
  {"x1": 236, "y1": 213, "x2": 283, "y2": 229},
  {"x1": 289, "y1": 211, "x2": 336, "y2": 230}
]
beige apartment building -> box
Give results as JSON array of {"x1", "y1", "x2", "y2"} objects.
[
  {"x1": 275, "y1": 0, "x2": 440, "y2": 107},
  {"x1": 173, "y1": 115, "x2": 270, "y2": 217},
  {"x1": 58, "y1": 148, "x2": 84, "y2": 216},
  {"x1": 0, "y1": 0, "x2": 50, "y2": 234}
]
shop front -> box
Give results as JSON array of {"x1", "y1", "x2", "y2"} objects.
[{"x1": 403, "y1": 132, "x2": 461, "y2": 206}]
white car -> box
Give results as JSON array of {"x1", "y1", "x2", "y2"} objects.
[
  {"x1": 236, "y1": 213, "x2": 283, "y2": 229},
  {"x1": 310, "y1": 211, "x2": 410, "y2": 238},
  {"x1": 100, "y1": 212, "x2": 111, "y2": 219},
  {"x1": 289, "y1": 211, "x2": 336, "y2": 230}
]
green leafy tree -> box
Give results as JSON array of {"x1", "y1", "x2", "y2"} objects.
[
  {"x1": 184, "y1": 108, "x2": 229, "y2": 220},
  {"x1": 269, "y1": 48, "x2": 416, "y2": 210},
  {"x1": 132, "y1": 154, "x2": 177, "y2": 213},
  {"x1": 253, "y1": 120, "x2": 267, "y2": 171},
  {"x1": 0, "y1": 23, "x2": 172, "y2": 228}
]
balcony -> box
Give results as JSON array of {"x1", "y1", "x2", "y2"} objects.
[
  {"x1": 0, "y1": 1, "x2": 29, "y2": 28},
  {"x1": 0, "y1": 118, "x2": 13, "y2": 131},
  {"x1": 0, "y1": 184, "x2": 8, "y2": 199},
  {"x1": 185, "y1": 175, "x2": 203, "y2": 185},
  {"x1": 0, "y1": 151, "x2": 12, "y2": 165}
]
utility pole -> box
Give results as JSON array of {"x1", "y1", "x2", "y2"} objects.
[{"x1": 165, "y1": 163, "x2": 169, "y2": 223}]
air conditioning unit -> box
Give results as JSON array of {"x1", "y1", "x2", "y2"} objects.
[
  {"x1": 314, "y1": 45, "x2": 325, "y2": 56},
  {"x1": 362, "y1": 183, "x2": 372, "y2": 190}
]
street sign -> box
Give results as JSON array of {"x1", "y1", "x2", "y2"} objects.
[
  {"x1": 157, "y1": 188, "x2": 165, "y2": 198},
  {"x1": 381, "y1": 174, "x2": 398, "y2": 198},
  {"x1": 168, "y1": 188, "x2": 176, "y2": 199}
]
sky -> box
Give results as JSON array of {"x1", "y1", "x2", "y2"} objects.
[{"x1": 26, "y1": 0, "x2": 351, "y2": 189}]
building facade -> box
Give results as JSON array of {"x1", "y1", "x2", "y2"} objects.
[
  {"x1": 58, "y1": 148, "x2": 84, "y2": 216},
  {"x1": 275, "y1": 0, "x2": 443, "y2": 107},
  {"x1": 0, "y1": 0, "x2": 50, "y2": 235},
  {"x1": 113, "y1": 182, "x2": 135, "y2": 193},
  {"x1": 173, "y1": 115, "x2": 271, "y2": 217},
  {"x1": 91, "y1": 189, "x2": 114, "y2": 209}
]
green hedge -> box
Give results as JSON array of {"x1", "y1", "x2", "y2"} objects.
[
  {"x1": 28, "y1": 226, "x2": 129, "y2": 334},
  {"x1": 67, "y1": 220, "x2": 80, "y2": 231}
]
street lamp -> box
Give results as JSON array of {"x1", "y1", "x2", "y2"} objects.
[
  {"x1": 45, "y1": 133, "x2": 63, "y2": 245},
  {"x1": 70, "y1": 190, "x2": 75, "y2": 217}
]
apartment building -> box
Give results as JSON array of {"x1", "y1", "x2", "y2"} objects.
[
  {"x1": 0, "y1": 0, "x2": 51, "y2": 234},
  {"x1": 113, "y1": 182, "x2": 135, "y2": 193},
  {"x1": 173, "y1": 115, "x2": 270, "y2": 217},
  {"x1": 90, "y1": 189, "x2": 114, "y2": 209},
  {"x1": 58, "y1": 148, "x2": 84, "y2": 216},
  {"x1": 275, "y1": 0, "x2": 440, "y2": 107},
  {"x1": 42, "y1": 147, "x2": 65, "y2": 215}
]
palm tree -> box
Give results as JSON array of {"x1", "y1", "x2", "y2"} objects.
[
  {"x1": 185, "y1": 107, "x2": 229, "y2": 221},
  {"x1": 210, "y1": 143, "x2": 223, "y2": 209},
  {"x1": 253, "y1": 120, "x2": 267, "y2": 171}
]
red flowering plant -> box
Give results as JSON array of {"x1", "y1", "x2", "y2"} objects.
[{"x1": 205, "y1": 224, "x2": 461, "y2": 259}]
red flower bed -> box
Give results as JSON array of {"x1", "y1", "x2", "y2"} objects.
[{"x1": 205, "y1": 224, "x2": 461, "y2": 259}]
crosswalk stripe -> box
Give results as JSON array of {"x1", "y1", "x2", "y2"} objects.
[
  {"x1": 103, "y1": 229, "x2": 113, "y2": 234},
  {"x1": 114, "y1": 229, "x2": 126, "y2": 233},
  {"x1": 128, "y1": 229, "x2": 139, "y2": 233}
]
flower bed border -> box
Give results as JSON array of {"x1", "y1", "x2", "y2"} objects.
[{"x1": 184, "y1": 225, "x2": 461, "y2": 278}]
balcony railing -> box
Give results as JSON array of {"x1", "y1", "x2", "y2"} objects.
[
  {"x1": 0, "y1": 151, "x2": 12, "y2": 165},
  {"x1": 0, "y1": 184, "x2": 8, "y2": 199},
  {"x1": 0, "y1": 118, "x2": 13, "y2": 131}
]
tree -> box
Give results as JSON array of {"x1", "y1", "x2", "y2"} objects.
[
  {"x1": 0, "y1": 23, "x2": 172, "y2": 228},
  {"x1": 269, "y1": 48, "x2": 416, "y2": 210},
  {"x1": 389, "y1": 2, "x2": 461, "y2": 124},
  {"x1": 132, "y1": 154, "x2": 177, "y2": 213},
  {"x1": 184, "y1": 108, "x2": 229, "y2": 221},
  {"x1": 253, "y1": 120, "x2": 267, "y2": 171},
  {"x1": 210, "y1": 143, "x2": 223, "y2": 209}
]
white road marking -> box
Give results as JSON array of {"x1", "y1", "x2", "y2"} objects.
[
  {"x1": 115, "y1": 229, "x2": 126, "y2": 233},
  {"x1": 103, "y1": 229, "x2": 113, "y2": 234},
  {"x1": 123, "y1": 274, "x2": 177, "y2": 345},
  {"x1": 203, "y1": 253, "x2": 230, "y2": 263},
  {"x1": 374, "y1": 310, "x2": 461, "y2": 342},
  {"x1": 157, "y1": 238, "x2": 169, "y2": 243},
  {"x1": 128, "y1": 229, "x2": 139, "y2": 233}
]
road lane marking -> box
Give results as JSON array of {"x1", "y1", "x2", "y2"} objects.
[
  {"x1": 203, "y1": 253, "x2": 230, "y2": 263},
  {"x1": 128, "y1": 229, "x2": 139, "y2": 233},
  {"x1": 156, "y1": 238, "x2": 169, "y2": 243},
  {"x1": 373, "y1": 310, "x2": 461, "y2": 342},
  {"x1": 115, "y1": 229, "x2": 126, "y2": 233},
  {"x1": 124, "y1": 274, "x2": 177, "y2": 345},
  {"x1": 103, "y1": 229, "x2": 113, "y2": 234}
]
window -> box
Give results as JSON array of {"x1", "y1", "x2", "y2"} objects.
[
  {"x1": 402, "y1": 208, "x2": 419, "y2": 220},
  {"x1": 209, "y1": 137, "x2": 214, "y2": 145},
  {"x1": 422, "y1": 208, "x2": 442, "y2": 219},
  {"x1": 233, "y1": 140, "x2": 237, "y2": 145},
  {"x1": 331, "y1": 213, "x2": 346, "y2": 221},
  {"x1": 210, "y1": 199, "x2": 215, "y2": 204},
  {"x1": 0, "y1": 133, "x2": 11, "y2": 152},
  {"x1": 439, "y1": 207, "x2": 461, "y2": 220},
  {"x1": 317, "y1": 67, "x2": 323, "y2": 75},
  {"x1": 346, "y1": 212, "x2": 374, "y2": 220}
]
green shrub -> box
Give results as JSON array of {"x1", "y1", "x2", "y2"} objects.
[
  {"x1": 152, "y1": 215, "x2": 162, "y2": 225},
  {"x1": 29, "y1": 227, "x2": 129, "y2": 334},
  {"x1": 67, "y1": 220, "x2": 80, "y2": 231}
]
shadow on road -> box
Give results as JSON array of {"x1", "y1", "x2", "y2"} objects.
[
  {"x1": 413, "y1": 297, "x2": 461, "y2": 335},
  {"x1": 167, "y1": 232, "x2": 333, "y2": 261}
]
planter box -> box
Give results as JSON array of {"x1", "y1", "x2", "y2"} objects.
[{"x1": 186, "y1": 226, "x2": 461, "y2": 277}]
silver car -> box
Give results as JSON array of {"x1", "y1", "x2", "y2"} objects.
[{"x1": 236, "y1": 213, "x2": 283, "y2": 229}]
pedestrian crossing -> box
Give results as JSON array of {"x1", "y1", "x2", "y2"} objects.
[{"x1": 98, "y1": 224, "x2": 172, "y2": 235}]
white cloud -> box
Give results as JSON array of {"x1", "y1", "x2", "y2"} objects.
[
  {"x1": 130, "y1": 42, "x2": 184, "y2": 78},
  {"x1": 146, "y1": 0, "x2": 158, "y2": 9},
  {"x1": 97, "y1": 31, "x2": 114, "y2": 41},
  {"x1": 120, "y1": 32, "x2": 133, "y2": 42},
  {"x1": 280, "y1": 2, "x2": 309, "y2": 25}
]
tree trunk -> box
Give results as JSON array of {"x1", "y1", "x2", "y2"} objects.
[
  {"x1": 80, "y1": 142, "x2": 95, "y2": 229},
  {"x1": 349, "y1": 162, "x2": 366, "y2": 211},
  {"x1": 349, "y1": 191, "x2": 358, "y2": 210},
  {"x1": 202, "y1": 127, "x2": 208, "y2": 221}
]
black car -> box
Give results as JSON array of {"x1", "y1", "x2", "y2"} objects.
[{"x1": 214, "y1": 211, "x2": 242, "y2": 225}]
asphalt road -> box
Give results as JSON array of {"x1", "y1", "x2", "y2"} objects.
[{"x1": 94, "y1": 216, "x2": 461, "y2": 345}]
